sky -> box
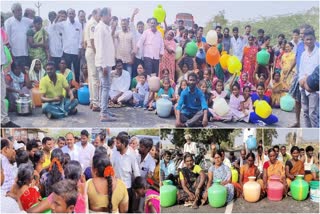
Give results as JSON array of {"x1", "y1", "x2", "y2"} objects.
[{"x1": 1, "y1": 0, "x2": 318, "y2": 27}]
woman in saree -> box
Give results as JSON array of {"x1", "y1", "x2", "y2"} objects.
[
  {"x1": 28, "y1": 59, "x2": 46, "y2": 88},
  {"x1": 271, "y1": 71, "x2": 288, "y2": 107},
  {"x1": 233, "y1": 152, "x2": 264, "y2": 198},
  {"x1": 27, "y1": 16, "x2": 49, "y2": 66},
  {"x1": 133, "y1": 176, "x2": 160, "y2": 213},
  {"x1": 204, "y1": 150, "x2": 234, "y2": 204},
  {"x1": 242, "y1": 35, "x2": 258, "y2": 84},
  {"x1": 159, "y1": 30, "x2": 176, "y2": 80},
  {"x1": 178, "y1": 153, "x2": 206, "y2": 209},
  {"x1": 57, "y1": 58, "x2": 79, "y2": 95},
  {"x1": 263, "y1": 148, "x2": 288, "y2": 197},
  {"x1": 280, "y1": 42, "x2": 296, "y2": 88},
  {"x1": 285, "y1": 146, "x2": 305, "y2": 189}
]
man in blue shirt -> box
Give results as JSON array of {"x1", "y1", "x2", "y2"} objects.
[
  {"x1": 160, "y1": 150, "x2": 176, "y2": 182},
  {"x1": 175, "y1": 72, "x2": 208, "y2": 127}
]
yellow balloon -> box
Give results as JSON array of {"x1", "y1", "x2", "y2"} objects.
[
  {"x1": 254, "y1": 100, "x2": 272, "y2": 119},
  {"x1": 220, "y1": 53, "x2": 230, "y2": 70},
  {"x1": 228, "y1": 56, "x2": 242, "y2": 74},
  {"x1": 157, "y1": 25, "x2": 164, "y2": 38}
]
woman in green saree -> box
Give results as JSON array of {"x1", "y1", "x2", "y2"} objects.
[{"x1": 27, "y1": 16, "x2": 49, "y2": 66}]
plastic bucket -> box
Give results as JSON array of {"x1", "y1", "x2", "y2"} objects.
[{"x1": 310, "y1": 181, "x2": 319, "y2": 203}]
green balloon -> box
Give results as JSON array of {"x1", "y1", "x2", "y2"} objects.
[
  {"x1": 257, "y1": 48, "x2": 270, "y2": 66},
  {"x1": 185, "y1": 41, "x2": 198, "y2": 57}
]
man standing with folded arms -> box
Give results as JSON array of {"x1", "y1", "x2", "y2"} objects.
[{"x1": 94, "y1": 8, "x2": 117, "y2": 122}]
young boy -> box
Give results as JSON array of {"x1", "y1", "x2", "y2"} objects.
[
  {"x1": 51, "y1": 179, "x2": 78, "y2": 213},
  {"x1": 133, "y1": 73, "x2": 150, "y2": 108},
  {"x1": 298, "y1": 28, "x2": 319, "y2": 128}
]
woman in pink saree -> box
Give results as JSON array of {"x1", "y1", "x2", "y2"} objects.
[
  {"x1": 159, "y1": 30, "x2": 176, "y2": 81},
  {"x1": 133, "y1": 176, "x2": 160, "y2": 213}
]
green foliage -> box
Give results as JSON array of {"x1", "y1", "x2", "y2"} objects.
[
  {"x1": 256, "y1": 128, "x2": 278, "y2": 147},
  {"x1": 48, "y1": 130, "x2": 82, "y2": 140},
  {"x1": 129, "y1": 129, "x2": 159, "y2": 136},
  {"x1": 205, "y1": 7, "x2": 319, "y2": 45},
  {"x1": 204, "y1": 10, "x2": 228, "y2": 33}
]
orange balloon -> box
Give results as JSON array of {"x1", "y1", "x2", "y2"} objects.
[
  {"x1": 220, "y1": 53, "x2": 230, "y2": 70},
  {"x1": 206, "y1": 46, "x2": 220, "y2": 66}
]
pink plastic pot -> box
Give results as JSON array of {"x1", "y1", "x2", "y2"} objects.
[{"x1": 267, "y1": 175, "x2": 284, "y2": 201}]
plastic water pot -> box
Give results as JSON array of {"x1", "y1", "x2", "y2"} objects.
[
  {"x1": 160, "y1": 182, "x2": 177, "y2": 207},
  {"x1": 77, "y1": 84, "x2": 90, "y2": 105},
  {"x1": 267, "y1": 175, "x2": 284, "y2": 201},
  {"x1": 231, "y1": 166, "x2": 239, "y2": 183},
  {"x1": 290, "y1": 175, "x2": 309, "y2": 201},
  {"x1": 208, "y1": 179, "x2": 227, "y2": 208},
  {"x1": 156, "y1": 94, "x2": 173, "y2": 118},
  {"x1": 246, "y1": 135, "x2": 257, "y2": 150},
  {"x1": 310, "y1": 181, "x2": 320, "y2": 203},
  {"x1": 243, "y1": 176, "x2": 261, "y2": 202}
]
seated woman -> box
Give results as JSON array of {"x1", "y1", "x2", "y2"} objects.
[
  {"x1": 56, "y1": 58, "x2": 79, "y2": 90},
  {"x1": 263, "y1": 148, "x2": 287, "y2": 197},
  {"x1": 271, "y1": 71, "x2": 288, "y2": 108},
  {"x1": 12, "y1": 163, "x2": 41, "y2": 211},
  {"x1": 285, "y1": 146, "x2": 305, "y2": 189},
  {"x1": 249, "y1": 82, "x2": 278, "y2": 125},
  {"x1": 204, "y1": 150, "x2": 234, "y2": 204},
  {"x1": 233, "y1": 152, "x2": 264, "y2": 198},
  {"x1": 132, "y1": 176, "x2": 160, "y2": 213},
  {"x1": 311, "y1": 161, "x2": 320, "y2": 181},
  {"x1": 79, "y1": 63, "x2": 88, "y2": 86},
  {"x1": 5, "y1": 61, "x2": 31, "y2": 112},
  {"x1": 178, "y1": 153, "x2": 206, "y2": 209},
  {"x1": 131, "y1": 64, "x2": 148, "y2": 90},
  {"x1": 86, "y1": 153, "x2": 128, "y2": 213},
  {"x1": 28, "y1": 59, "x2": 46, "y2": 88}
]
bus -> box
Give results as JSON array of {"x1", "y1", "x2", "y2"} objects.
[{"x1": 175, "y1": 13, "x2": 194, "y2": 29}]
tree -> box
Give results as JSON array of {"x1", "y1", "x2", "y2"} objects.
[
  {"x1": 204, "y1": 10, "x2": 228, "y2": 33},
  {"x1": 256, "y1": 129, "x2": 278, "y2": 147}
]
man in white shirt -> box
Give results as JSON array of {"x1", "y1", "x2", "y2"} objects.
[
  {"x1": 130, "y1": 8, "x2": 144, "y2": 78},
  {"x1": 114, "y1": 18, "x2": 135, "y2": 77},
  {"x1": 291, "y1": 29, "x2": 300, "y2": 53},
  {"x1": 54, "y1": 8, "x2": 82, "y2": 82},
  {"x1": 111, "y1": 132, "x2": 140, "y2": 212},
  {"x1": 1, "y1": 138, "x2": 17, "y2": 193},
  {"x1": 94, "y1": 7, "x2": 117, "y2": 122},
  {"x1": 230, "y1": 27, "x2": 245, "y2": 61},
  {"x1": 4, "y1": 3, "x2": 33, "y2": 68},
  {"x1": 62, "y1": 133, "x2": 80, "y2": 161},
  {"x1": 298, "y1": 28, "x2": 319, "y2": 128},
  {"x1": 183, "y1": 134, "x2": 197, "y2": 155},
  {"x1": 138, "y1": 138, "x2": 155, "y2": 178},
  {"x1": 109, "y1": 59, "x2": 133, "y2": 106},
  {"x1": 84, "y1": 9, "x2": 101, "y2": 111},
  {"x1": 47, "y1": 11, "x2": 64, "y2": 69},
  {"x1": 76, "y1": 130, "x2": 95, "y2": 172},
  {"x1": 242, "y1": 25, "x2": 252, "y2": 46}
]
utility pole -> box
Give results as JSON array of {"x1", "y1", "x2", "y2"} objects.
[{"x1": 35, "y1": 1, "x2": 42, "y2": 17}]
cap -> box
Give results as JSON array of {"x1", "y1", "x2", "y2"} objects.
[{"x1": 14, "y1": 141, "x2": 25, "y2": 150}]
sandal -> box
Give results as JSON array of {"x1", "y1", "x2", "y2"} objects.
[{"x1": 148, "y1": 107, "x2": 154, "y2": 111}]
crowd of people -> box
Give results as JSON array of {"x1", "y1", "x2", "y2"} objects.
[
  {"x1": 1, "y1": 3, "x2": 319, "y2": 127},
  {"x1": 0, "y1": 130, "x2": 160, "y2": 213},
  {"x1": 160, "y1": 134, "x2": 320, "y2": 209}
]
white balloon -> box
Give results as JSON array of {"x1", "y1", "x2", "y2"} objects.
[{"x1": 206, "y1": 30, "x2": 218, "y2": 46}]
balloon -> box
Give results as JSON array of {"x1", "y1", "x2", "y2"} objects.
[
  {"x1": 206, "y1": 30, "x2": 218, "y2": 46},
  {"x1": 254, "y1": 100, "x2": 272, "y2": 119},
  {"x1": 185, "y1": 41, "x2": 198, "y2": 57},
  {"x1": 228, "y1": 56, "x2": 242, "y2": 74},
  {"x1": 206, "y1": 46, "x2": 220, "y2": 66},
  {"x1": 219, "y1": 52, "x2": 230, "y2": 70},
  {"x1": 153, "y1": 4, "x2": 166, "y2": 23},
  {"x1": 156, "y1": 25, "x2": 164, "y2": 38},
  {"x1": 213, "y1": 97, "x2": 230, "y2": 116},
  {"x1": 3, "y1": 46, "x2": 12, "y2": 68},
  {"x1": 175, "y1": 46, "x2": 182, "y2": 60},
  {"x1": 257, "y1": 48, "x2": 270, "y2": 66}
]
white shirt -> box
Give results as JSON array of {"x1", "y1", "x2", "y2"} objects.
[
  {"x1": 47, "y1": 22, "x2": 63, "y2": 57},
  {"x1": 298, "y1": 46, "x2": 319, "y2": 82},
  {"x1": 183, "y1": 142, "x2": 197, "y2": 155},
  {"x1": 130, "y1": 21, "x2": 143, "y2": 59},
  {"x1": 223, "y1": 158, "x2": 232, "y2": 168},
  {"x1": 231, "y1": 36, "x2": 245, "y2": 61},
  {"x1": 291, "y1": 39, "x2": 300, "y2": 53},
  {"x1": 136, "y1": 82, "x2": 149, "y2": 96},
  {"x1": 4, "y1": 16, "x2": 32, "y2": 56},
  {"x1": 138, "y1": 153, "x2": 156, "y2": 178},
  {"x1": 84, "y1": 18, "x2": 98, "y2": 49},
  {"x1": 0, "y1": 154, "x2": 16, "y2": 193},
  {"x1": 111, "y1": 148, "x2": 141, "y2": 188},
  {"x1": 61, "y1": 144, "x2": 80, "y2": 161},
  {"x1": 110, "y1": 70, "x2": 131, "y2": 97},
  {"x1": 1, "y1": 191, "x2": 25, "y2": 213},
  {"x1": 76, "y1": 142, "x2": 95, "y2": 172},
  {"x1": 94, "y1": 21, "x2": 115, "y2": 68},
  {"x1": 54, "y1": 19, "x2": 83, "y2": 55}
]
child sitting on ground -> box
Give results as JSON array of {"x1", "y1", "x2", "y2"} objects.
[
  {"x1": 238, "y1": 72, "x2": 254, "y2": 93},
  {"x1": 160, "y1": 68, "x2": 176, "y2": 89},
  {"x1": 132, "y1": 73, "x2": 150, "y2": 108},
  {"x1": 149, "y1": 77, "x2": 176, "y2": 111},
  {"x1": 271, "y1": 71, "x2": 288, "y2": 108},
  {"x1": 242, "y1": 86, "x2": 253, "y2": 123},
  {"x1": 203, "y1": 68, "x2": 213, "y2": 92},
  {"x1": 229, "y1": 83, "x2": 246, "y2": 122}
]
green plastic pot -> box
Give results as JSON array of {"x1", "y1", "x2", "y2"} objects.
[
  {"x1": 160, "y1": 182, "x2": 177, "y2": 207},
  {"x1": 208, "y1": 179, "x2": 227, "y2": 208},
  {"x1": 290, "y1": 175, "x2": 309, "y2": 201},
  {"x1": 4, "y1": 98, "x2": 9, "y2": 113}
]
